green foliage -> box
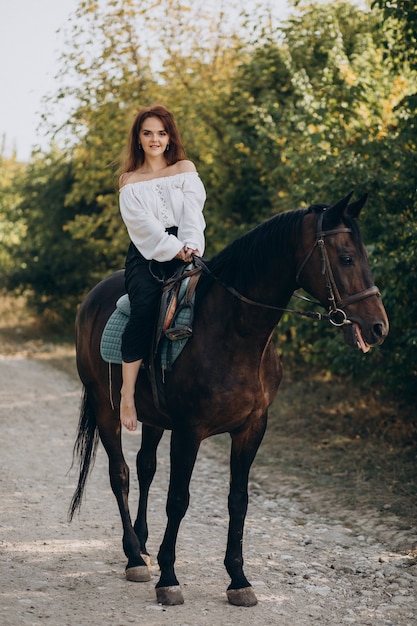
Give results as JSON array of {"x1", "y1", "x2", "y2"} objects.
[
  {"x1": 1, "y1": 149, "x2": 119, "y2": 325},
  {"x1": 277, "y1": 2, "x2": 417, "y2": 401},
  {"x1": 0, "y1": 151, "x2": 25, "y2": 278},
  {"x1": 2, "y1": 0, "x2": 416, "y2": 402},
  {"x1": 371, "y1": 0, "x2": 417, "y2": 72}
]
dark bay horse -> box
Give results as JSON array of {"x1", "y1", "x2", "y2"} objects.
[{"x1": 70, "y1": 192, "x2": 388, "y2": 607}]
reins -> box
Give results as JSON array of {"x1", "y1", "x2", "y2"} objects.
[
  {"x1": 192, "y1": 256, "x2": 329, "y2": 322},
  {"x1": 190, "y1": 210, "x2": 380, "y2": 328}
]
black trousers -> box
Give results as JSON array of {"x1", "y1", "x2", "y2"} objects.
[{"x1": 121, "y1": 238, "x2": 183, "y2": 363}]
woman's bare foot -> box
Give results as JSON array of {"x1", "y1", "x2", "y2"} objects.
[
  {"x1": 120, "y1": 360, "x2": 142, "y2": 431},
  {"x1": 120, "y1": 395, "x2": 137, "y2": 431}
]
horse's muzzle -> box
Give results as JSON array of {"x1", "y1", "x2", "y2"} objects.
[{"x1": 343, "y1": 318, "x2": 389, "y2": 352}]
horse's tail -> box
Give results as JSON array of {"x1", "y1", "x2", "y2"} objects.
[{"x1": 68, "y1": 386, "x2": 100, "y2": 521}]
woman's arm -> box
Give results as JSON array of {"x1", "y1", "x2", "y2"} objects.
[{"x1": 177, "y1": 171, "x2": 206, "y2": 257}]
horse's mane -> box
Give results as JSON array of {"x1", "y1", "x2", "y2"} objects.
[
  {"x1": 205, "y1": 207, "x2": 308, "y2": 288},
  {"x1": 199, "y1": 203, "x2": 362, "y2": 298}
]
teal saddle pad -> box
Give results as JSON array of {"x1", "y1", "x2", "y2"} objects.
[{"x1": 100, "y1": 281, "x2": 192, "y2": 371}]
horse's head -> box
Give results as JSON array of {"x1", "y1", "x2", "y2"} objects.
[{"x1": 296, "y1": 192, "x2": 389, "y2": 351}]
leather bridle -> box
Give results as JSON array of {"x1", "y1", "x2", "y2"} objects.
[{"x1": 295, "y1": 211, "x2": 380, "y2": 326}]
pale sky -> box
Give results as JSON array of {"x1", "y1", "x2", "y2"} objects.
[
  {"x1": 0, "y1": 1, "x2": 292, "y2": 161},
  {"x1": 0, "y1": 1, "x2": 77, "y2": 161}
]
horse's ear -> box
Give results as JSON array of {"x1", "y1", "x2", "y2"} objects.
[
  {"x1": 324, "y1": 191, "x2": 354, "y2": 227},
  {"x1": 347, "y1": 193, "x2": 368, "y2": 219}
]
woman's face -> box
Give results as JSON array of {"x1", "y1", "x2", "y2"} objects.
[{"x1": 139, "y1": 116, "x2": 169, "y2": 159}]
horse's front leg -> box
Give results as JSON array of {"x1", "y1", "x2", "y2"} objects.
[
  {"x1": 98, "y1": 416, "x2": 151, "y2": 583},
  {"x1": 133, "y1": 424, "x2": 164, "y2": 563},
  {"x1": 224, "y1": 412, "x2": 268, "y2": 607},
  {"x1": 155, "y1": 428, "x2": 201, "y2": 605}
]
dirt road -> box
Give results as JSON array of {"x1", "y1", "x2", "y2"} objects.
[{"x1": 0, "y1": 355, "x2": 416, "y2": 625}]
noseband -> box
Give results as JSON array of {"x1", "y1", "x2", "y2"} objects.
[{"x1": 295, "y1": 211, "x2": 380, "y2": 326}]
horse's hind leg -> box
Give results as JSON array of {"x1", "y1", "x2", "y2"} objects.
[
  {"x1": 133, "y1": 424, "x2": 164, "y2": 563},
  {"x1": 97, "y1": 405, "x2": 151, "y2": 582},
  {"x1": 224, "y1": 412, "x2": 268, "y2": 607}
]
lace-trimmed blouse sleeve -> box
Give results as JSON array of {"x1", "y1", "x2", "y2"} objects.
[{"x1": 119, "y1": 171, "x2": 206, "y2": 262}]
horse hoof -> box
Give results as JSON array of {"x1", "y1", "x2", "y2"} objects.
[
  {"x1": 125, "y1": 565, "x2": 151, "y2": 582},
  {"x1": 227, "y1": 586, "x2": 258, "y2": 607},
  {"x1": 156, "y1": 585, "x2": 184, "y2": 605}
]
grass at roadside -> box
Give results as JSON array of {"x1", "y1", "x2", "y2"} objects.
[
  {"x1": 0, "y1": 293, "x2": 77, "y2": 377},
  {"x1": 255, "y1": 369, "x2": 416, "y2": 529}
]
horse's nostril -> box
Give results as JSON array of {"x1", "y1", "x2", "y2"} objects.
[{"x1": 373, "y1": 323, "x2": 385, "y2": 339}]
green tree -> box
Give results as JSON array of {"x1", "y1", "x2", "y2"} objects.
[
  {"x1": 2, "y1": 149, "x2": 106, "y2": 325},
  {"x1": 371, "y1": 0, "x2": 417, "y2": 72},
  {"x1": 0, "y1": 148, "x2": 25, "y2": 279},
  {"x1": 234, "y1": 1, "x2": 417, "y2": 400}
]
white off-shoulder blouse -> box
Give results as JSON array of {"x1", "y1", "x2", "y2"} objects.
[{"x1": 119, "y1": 171, "x2": 206, "y2": 262}]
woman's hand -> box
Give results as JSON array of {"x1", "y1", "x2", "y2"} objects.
[
  {"x1": 185, "y1": 247, "x2": 200, "y2": 262},
  {"x1": 175, "y1": 246, "x2": 200, "y2": 262},
  {"x1": 186, "y1": 247, "x2": 199, "y2": 260},
  {"x1": 175, "y1": 247, "x2": 190, "y2": 262}
]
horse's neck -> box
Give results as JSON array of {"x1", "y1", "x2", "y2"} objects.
[
  {"x1": 202, "y1": 264, "x2": 296, "y2": 343},
  {"x1": 246, "y1": 260, "x2": 297, "y2": 308}
]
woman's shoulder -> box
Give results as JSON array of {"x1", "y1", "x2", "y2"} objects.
[
  {"x1": 172, "y1": 160, "x2": 197, "y2": 174},
  {"x1": 119, "y1": 162, "x2": 201, "y2": 193},
  {"x1": 119, "y1": 172, "x2": 136, "y2": 188}
]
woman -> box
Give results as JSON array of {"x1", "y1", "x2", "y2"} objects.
[{"x1": 118, "y1": 105, "x2": 206, "y2": 431}]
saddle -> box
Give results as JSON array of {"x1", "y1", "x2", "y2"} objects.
[
  {"x1": 100, "y1": 261, "x2": 203, "y2": 408},
  {"x1": 148, "y1": 262, "x2": 202, "y2": 407},
  {"x1": 153, "y1": 261, "x2": 202, "y2": 345}
]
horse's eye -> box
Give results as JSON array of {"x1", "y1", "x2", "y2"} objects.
[{"x1": 340, "y1": 255, "x2": 354, "y2": 266}]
